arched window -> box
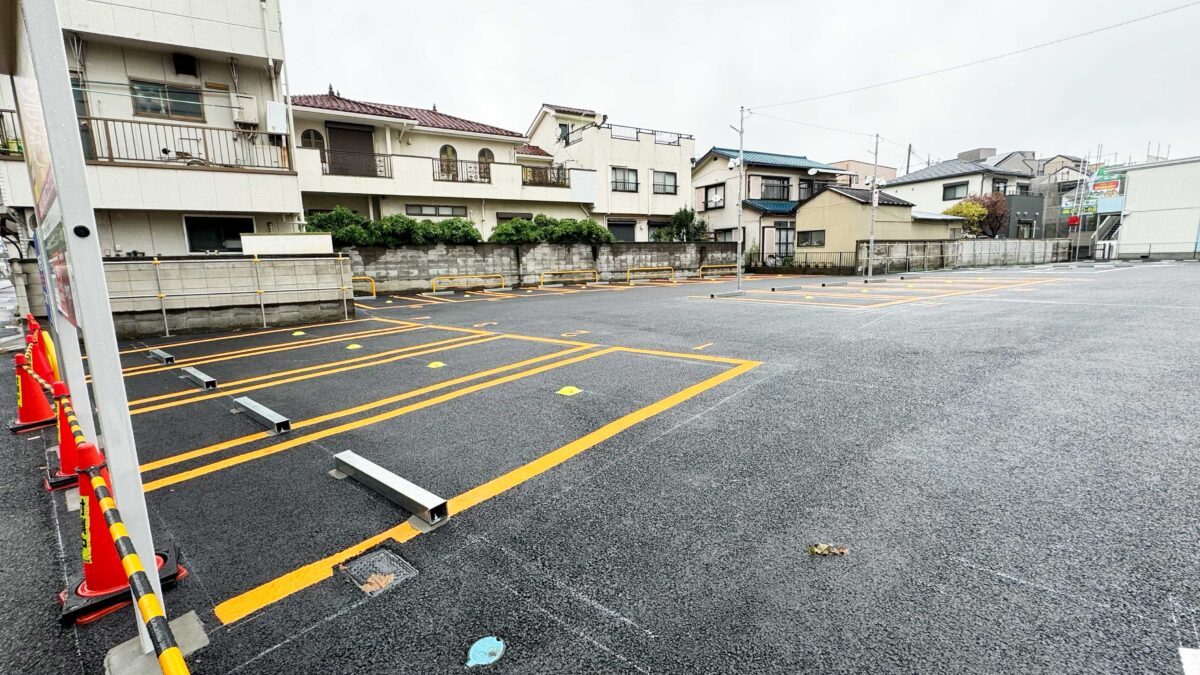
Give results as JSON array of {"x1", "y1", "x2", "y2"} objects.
[
  {"x1": 438, "y1": 145, "x2": 458, "y2": 180},
  {"x1": 477, "y1": 148, "x2": 494, "y2": 180},
  {"x1": 300, "y1": 129, "x2": 325, "y2": 149}
]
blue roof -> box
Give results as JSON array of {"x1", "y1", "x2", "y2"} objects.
[
  {"x1": 743, "y1": 199, "x2": 800, "y2": 215},
  {"x1": 709, "y1": 147, "x2": 840, "y2": 171}
]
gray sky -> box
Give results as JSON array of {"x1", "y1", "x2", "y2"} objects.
[{"x1": 282, "y1": 0, "x2": 1199, "y2": 173}]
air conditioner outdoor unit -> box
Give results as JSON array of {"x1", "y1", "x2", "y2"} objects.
[{"x1": 231, "y1": 93, "x2": 259, "y2": 125}]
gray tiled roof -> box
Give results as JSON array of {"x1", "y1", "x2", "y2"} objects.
[
  {"x1": 827, "y1": 186, "x2": 913, "y2": 206},
  {"x1": 887, "y1": 158, "x2": 1032, "y2": 186}
]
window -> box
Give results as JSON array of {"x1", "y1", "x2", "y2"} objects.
[
  {"x1": 761, "y1": 176, "x2": 790, "y2": 200},
  {"x1": 558, "y1": 123, "x2": 570, "y2": 140},
  {"x1": 704, "y1": 184, "x2": 725, "y2": 208},
  {"x1": 131, "y1": 80, "x2": 203, "y2": 120},
  {"x1": 942, "y1": 181, "x2": 969, "y2": 200},
  {"x1": 477, "y1": 148, "x2": 493, "y2": 179},
  {"x1": 798, "y1": 181, "x2": 812, "y2": 201},
  {"x1": 774, "y1": 221, "x2": 795, "y2": 257},
  {"x1": 648, "y1": 220, "x2": 670, "y2": 239},
  {"x1": 404, "y1": 204, "x2": 468, "y2": 217},
  {"x1": 185, "y1": 215, "x2": 254, "y2": 253},
  {"x1": 300, "y1": 129, "x2": 325, "y2": 149},
  {"x1": 992, "y1": 179, "x2": 1008, "y2": 194},
  {"x1": 607, "y1": 219, "x2": 637, "y2": 242},
  {"x1": 797, "y1": 229, "x2": 825, "y2": 247},
  {"x1": 652, "y1": 171, "x2": 677, "y2": 194},
  {"x1": 612, "y1": 167, "x2": 638, "y2": 192},
  {"x1": 497, "y1": 212, "x2": 532, "y2": 223},
  {"x1": 714, "y1": 228, "x2": 736, "y2": 242},
  {"x1": 439, "y1": 145, "x2": 457, "y2": 162},
  {"x1": 477, "y1": 148, "x2": 494, "y2": 163}
]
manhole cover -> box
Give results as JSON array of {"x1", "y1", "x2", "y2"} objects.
[{"x1": 341, "y1": 549, "x2": 417, "y2": 596}]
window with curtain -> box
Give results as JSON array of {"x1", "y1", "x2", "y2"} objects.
[
  {"x1": 130, "y1": 80, "x2": 203, "y2": 120},
  {"x1": 612, "y1": 167, "x2": 638, "y2": 192},
  {"x1": 652, "y1": 171, "x2": 677, "y2": 194}
]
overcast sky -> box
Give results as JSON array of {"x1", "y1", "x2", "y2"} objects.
[{"x1": 282, "y1": 0, "x2": 1198, "y2": 173}]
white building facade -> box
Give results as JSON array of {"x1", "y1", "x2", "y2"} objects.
[
  {"x1": 884, "y1": 159, "x2": 1033, "y2": 215},
  {"x1": 3, "y1": 0, "x2": 304, "y2": 257},
  {"x1": 1113, "y1": 156, "x2": 1200, "y2": 259}
]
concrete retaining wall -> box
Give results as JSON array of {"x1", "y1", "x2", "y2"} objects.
[
  {"x1": 856, "y1": 238, "x2": 1071, "y2": 273},
  {"x1": 345, "y1": 242, "x2": 739, "y2": 292},
  {"x1": 11, "y1": 255, "x2": 353, "y2": 338}
]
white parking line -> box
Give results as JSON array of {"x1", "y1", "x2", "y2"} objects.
[{"x1": 1180, "y1": 647, "x2": 1200, "y2": 675}]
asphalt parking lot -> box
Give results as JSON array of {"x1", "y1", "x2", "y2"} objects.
[{"x1": 4, "y1": 260, "x2": 1200, "y2": 674}]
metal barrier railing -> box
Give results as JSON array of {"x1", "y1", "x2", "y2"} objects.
[
  {"x1": 430, "y1": 274, "x2": 506, "y2": 292},
  {"x1": 697, "y1": 264, "x2": 737, "y2": 278},
  {"x1": 538, "y1": 269, "x2": 598, "y2": 286},
  {"x1": 104, "y1": 255, "x2": 352, "y2": 336},
  {"x1": 351, "y1": 276, "x2": 377, "y2": 298},
  {"x1": 626, "y1": 266, "x2": 675, "y2": 284}
]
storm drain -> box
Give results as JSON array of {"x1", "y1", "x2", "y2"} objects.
[{"x1": 341, "y1": 549, "x2": 418, "y2": 596}]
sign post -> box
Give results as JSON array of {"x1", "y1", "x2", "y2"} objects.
[{"x1": 15, "y1": 0, "x2": 162, "y2": 652}]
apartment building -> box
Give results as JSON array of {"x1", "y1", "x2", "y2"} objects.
[
  {"x1": 2, "y1": 0, "x2": 304, "y2": 257},
  {"x1": 690, "y1": 147, "x2": 849, "y2": 264},
  {"x1": 291, "y1": 93, "x2": 595, "y2": 238},
  {"x1": 829, "y1": 159, "x2": 896, "y2": 189},
  {"x1": 525, "y1": 104, "x2": 694, "y2": 242}
]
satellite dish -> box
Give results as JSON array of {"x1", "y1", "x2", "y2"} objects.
[{"x1": 807, "y1": 168, "x2": 819, "y2": 176}]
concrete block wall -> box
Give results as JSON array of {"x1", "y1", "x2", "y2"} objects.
[
  {"x1": 10, "y1": 255, "x2": 352, "y2": 337},
  {"x1": 855, "y1": 239, "x2": 1071, "y2": 273},
  {"x1": 347, "y1": 242, "x2": 739, "y2": 292}
]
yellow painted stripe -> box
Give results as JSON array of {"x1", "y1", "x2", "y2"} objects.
[
  {"x1": 699, "y1": 295, "x2": 867, "y2": 309},
  {"x1": 144, "y1": 348, "x2": 615, "y2": 492},
  {"x1": 115, "y1": 317, "x2": 384, "y2": 356},
  {"x1": 99, "y1": 496, "x2": 117, "y2": 512},
  {"x1": 110, "y1": 521, "x2": 129, "y2": 541},
  {"x1": 120, "y1": 325, "x2": 424, "y2": 377},
  {"x1": 156, "y1": 646, "x2": 189, "y2": 675},
  {"x1": 214, "y1": 356, "x2": 759, "y2": 624},
  {"x1": 120, "y1": 552, "x2": 145, "y2": 577},
  {"x1": 91, "y1": 475, "x2": 107, "y2": 491},
  {"x1": 136, "y1": 593, "x2": 166, "y2": 621},
  {"x1": 129, "y1": 335, "x2": 496, "y2": 414}
]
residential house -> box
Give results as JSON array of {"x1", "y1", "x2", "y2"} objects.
[
  {"x1": 829, "y1": 159, "x2": 896, "y2": 189},
  {"x1": 792, "y1": 186, "x2": 961, "y2": 261},
  {"x1": 1107, "y1": 156, "x2": 1200, "y2": 259},
  {"x1": 3, "y1": 0, "x2": 303, "y2": 257},
  {"x1": 884, "y1": 158, "x2": 1036, "y2": 238},
  {"x1": 290, "y1": 93, "x2": 595, "y2": 239},
  {"x1": 525, "y1": 104, "x2": 694, "y2": 242},
  {"x1": 690, "y1": 147, "x2": 850, "y2": 264}
]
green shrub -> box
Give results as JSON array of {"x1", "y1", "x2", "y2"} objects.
[
  {"x1": 307, "y1": 207, "x2": 482, "y2": 247},
  {"x1": 432, "y1": 217, "x2": 483, "y2": 245},
  {"x1": 488, "y1": 214, "x2": 615, "y2": 244},
  {"x1": 651, "y1": 207, "x2": 709, "y2": 242}
]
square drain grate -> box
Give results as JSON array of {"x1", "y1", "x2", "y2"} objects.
[{"x1": 341, "y1": 549, "x2": 418, "y2": 596}]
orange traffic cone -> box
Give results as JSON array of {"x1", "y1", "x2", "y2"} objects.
[
  {"x1": 10, "y1": 354, "x2": 55, "y2": 433},
  {"x1": 59, "y1": 443, "x2": 186, "y2": 624},
  {"x1": 26, "y1": 334, "x2": 54, "y2": 384},
  {"x1": 45, "y1": 382, "x2": 77, "y2": 490}
]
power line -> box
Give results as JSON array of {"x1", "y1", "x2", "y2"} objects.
[
  {"x1": 749, "y1": 1, "x2": 1200, "y2": 111},
  {"x1": 751, "y1": 112, "x2": 944, "y2": 172}
]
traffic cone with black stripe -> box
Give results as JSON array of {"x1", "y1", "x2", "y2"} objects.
[
  {"x1": 44, "y1": 382, "x2": 77, "y2": 490},
  {"x1": 10, "y1": 354, "x2": 55, "y2": 433},
  {"x1": 26, "y1": 333, "x2": 54, "y2": 384},
  {"x1": 26, "y1": 316, "x2": 61, "y2": 383},
  {"x1": 60, "y1": 442, "x2": 186, "y2": 624}
]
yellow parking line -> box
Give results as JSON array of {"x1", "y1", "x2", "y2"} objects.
[
  {"x1": 212, "y1": 356, "x2": 759, "y2": 625},
  {"x1": 116, "y1": 318, "x2": 384, "y2": 356},
  {"x1": 129, "y1": 335, "x2": 498, "y2": 415},
  {"x1": 120, "y1": 325, "x2": 426, "y2": 378},
  {"x1": 140, "y1": 345, "x2": 603, "y2": 484},
  {"x1": 697, "y1": 295, "x2": 865, "y2": 309},
  {"x1": 754, "y1": 290, "x2": 920, "y2": 301}
]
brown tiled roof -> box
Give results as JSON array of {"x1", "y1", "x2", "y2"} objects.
[
  {"x1": 515, "y1": 144, "x2": 551, "y2": 157},
  {"x1": 544, "y1": 103, "x2": 596, "y2": 116},
  {"x1": 291, "y1": 93, "x2": 523, "y2": 138}
]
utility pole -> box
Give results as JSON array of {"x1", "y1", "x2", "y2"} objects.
[
  {"x1": 905, "y1": 143, "x2": 912, "y2": 175},
  {"x1": 868, "y1": 133, "x2": 880, "y2": 280},
  {"x1": 731, "y1": 106, "x2": 746, "y2": 290}
]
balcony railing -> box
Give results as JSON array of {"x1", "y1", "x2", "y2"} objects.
[
  {"x1": 522, "y1": 165, "x2": 570, "y2": 188},
  {"x1": 0, "y1": 110, "x2": 23, "y2": 158},
  {"x1": 433, "y1": 158, "x2": 491, "y2": 183},
  {"x1": 653, "y1": 182, "x2": 678, "y2": 195},
  {"x1": 322, "y1": 149, "x2": 392, "y2": 178},
  {"x1": 601, "y1": 123, "x2": 692, "y2": 145},
  {"x1": 997, "y1": 184, "x2": 1043, "y2": 197},
  {"x1": 79, "y1": 116, "x2": 291, "y2": 171},
  {"x1": 612, "y1": 180, "x2": 639, "y2": 192}
]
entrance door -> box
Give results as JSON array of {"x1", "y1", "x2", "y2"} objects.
[{"x1": 326, "y1": 122, "x2": 376, "y2": 176}]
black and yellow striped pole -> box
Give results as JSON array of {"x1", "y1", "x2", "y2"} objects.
[{"x1": 69, "y1": 441, "x2": 190, "y2": 674}]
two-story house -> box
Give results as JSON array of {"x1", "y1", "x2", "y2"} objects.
[
  {"x1": 3, "y1": 0, "x2": 304, "y2": 257},
  {"x1": 690, "y1": 147, "x2": 849, "y2": 264},
  {"x1": 525, "y1": 104, "x2": 694, "y2": 242},
  {"x1": 290, "y1": 93, "x2": 596, "y2": 238}
]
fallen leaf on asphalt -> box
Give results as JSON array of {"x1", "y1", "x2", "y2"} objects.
[
  {"x1": 808, "y1": 544, "x2": 848, "y2": 556},
  {"x1": 359, "y1": 572, "x2": 396, "y2": 593}
]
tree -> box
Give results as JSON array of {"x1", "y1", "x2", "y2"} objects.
[
  {"x1": 488, "y1": 214, "x2": 615, "y2": 244},
  {"x1": 973, "y1": 192, "x2": 1010, "y2": 238},
  {"x1": 650, "y1": 207, "x2": 710, "y2": 242},
  {"x1": 942, "y1": 200, "x2": 987, "y2": 237}
]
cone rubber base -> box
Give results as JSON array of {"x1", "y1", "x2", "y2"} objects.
[
  {"x1": 59, "y1": 543, "x2": 187, "y2": 625},
  {"x1": 9, "y1": 416, "x2": 55, "y2": 434},
  {"x1": 44, "y1": 448, "x2": 76, "y2": 491}
]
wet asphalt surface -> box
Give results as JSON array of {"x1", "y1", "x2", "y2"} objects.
[{"x1": 2, "y1": 261, "x2": 1199, "y2": 674}]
